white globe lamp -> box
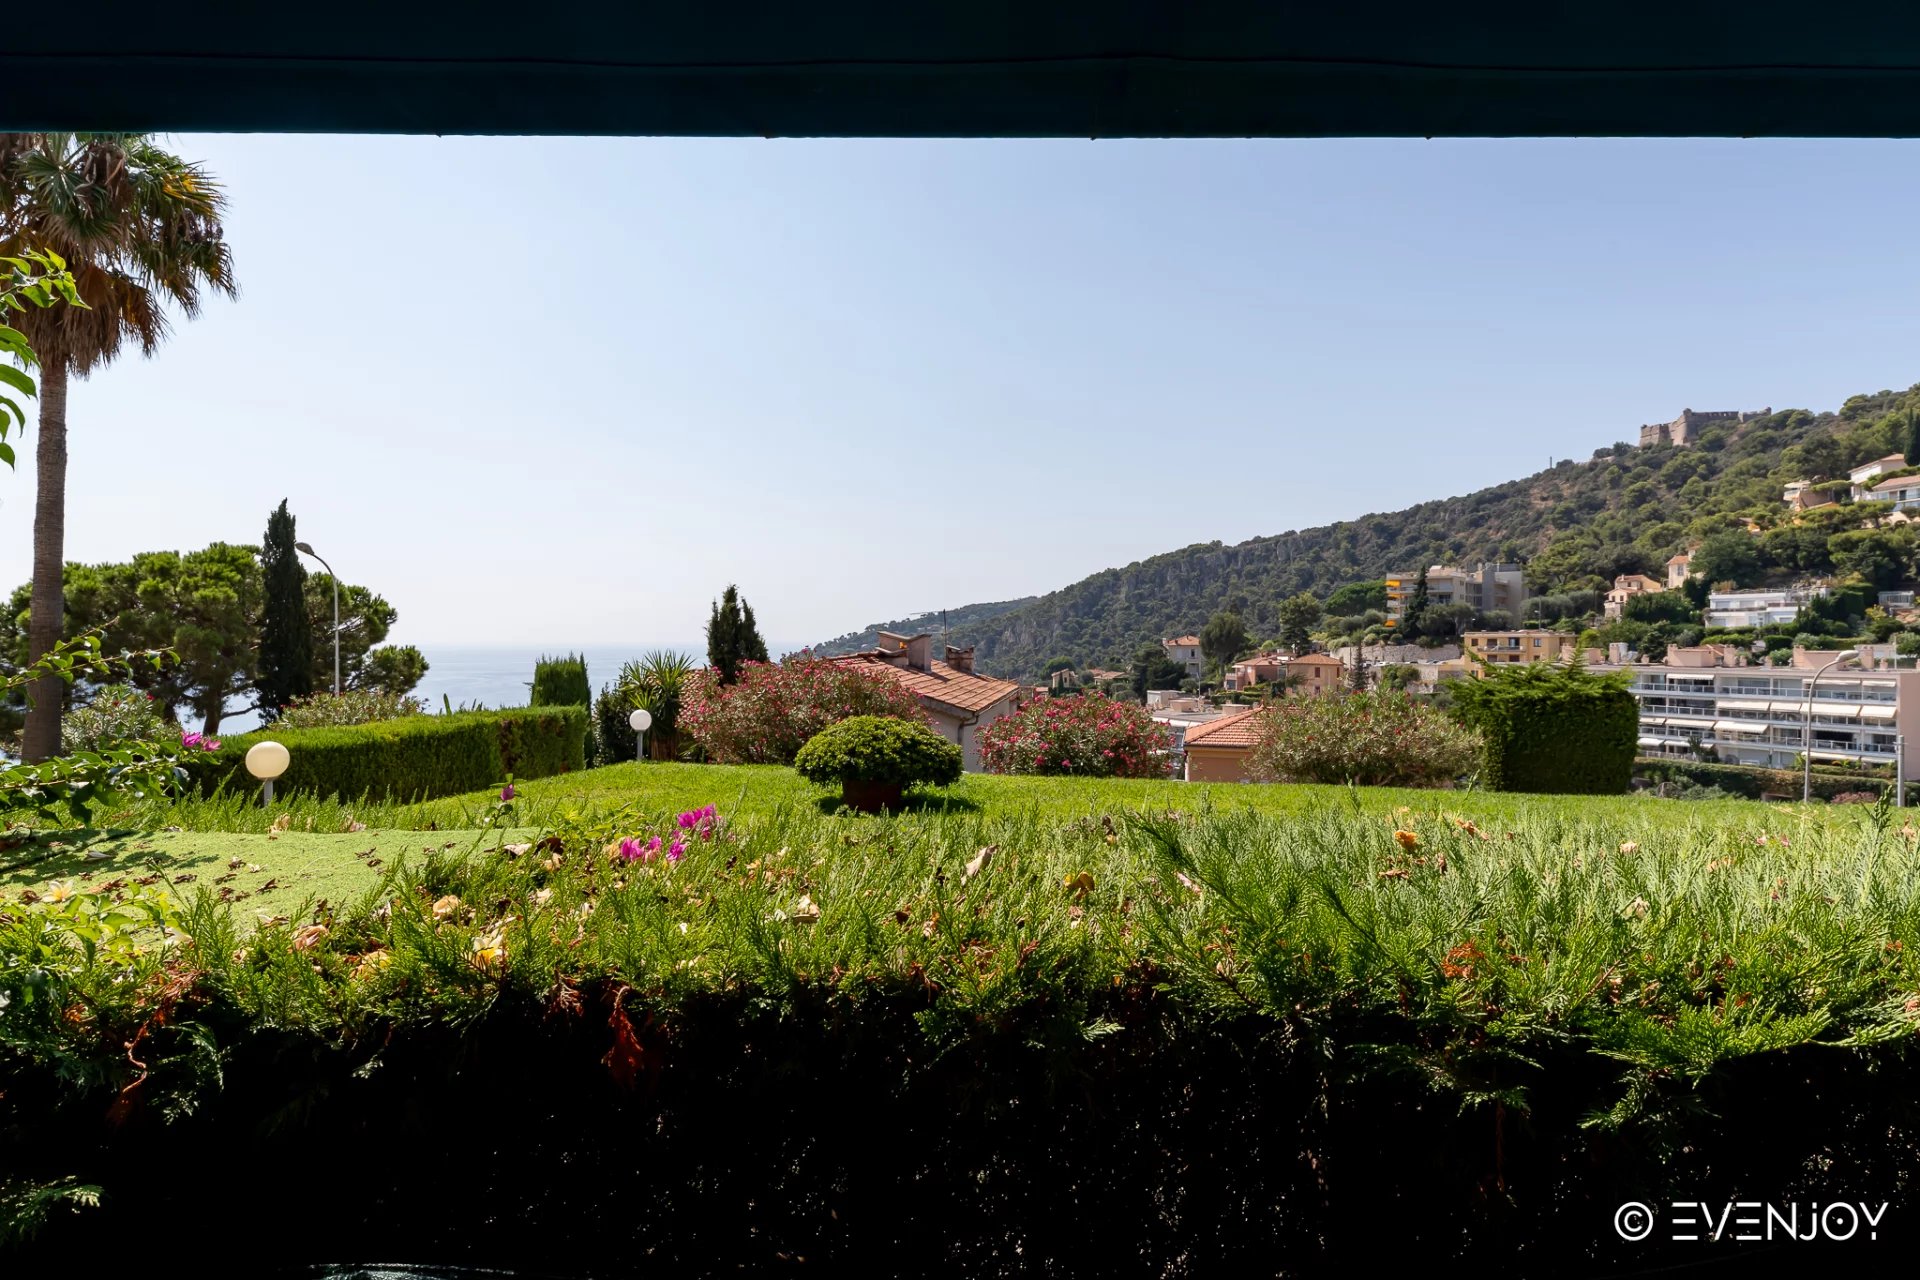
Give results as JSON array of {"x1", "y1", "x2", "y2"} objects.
[
  {"x1": 246, "y1": 740, "x2": 291, "y2": 805},
  {"x1": 628, "y1": 707, "x2": 653, "y2": 762}
]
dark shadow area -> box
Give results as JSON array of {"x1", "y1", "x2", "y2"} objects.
[{"x1": 810, "y1": 789, "x2": 983, "y2": 817}]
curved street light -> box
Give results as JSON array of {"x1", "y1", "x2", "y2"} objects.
[
  {"x1": 294, "y1": 540, "x2": 340, "y2": 695},
  {"x1": 1803, "y1": 649, "x2": 1860, "y2": 802}
]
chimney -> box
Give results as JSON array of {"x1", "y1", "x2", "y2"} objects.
[
  {"x1": 903, "y1": 633, "x2": 933, "y2": 672},
  {"x1": 946, "y1": 644, "x2": 975, "y2": 674}
]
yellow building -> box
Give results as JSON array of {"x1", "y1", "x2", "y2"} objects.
[{"x1": 1462, "y1": 629, "x2": 1579, "y2": 672}]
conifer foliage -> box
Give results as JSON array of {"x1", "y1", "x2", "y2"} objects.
[
  {"x1": 256, "y1": 499, "x2": 314, "y2": 717},
  {"x1": 706, "y1": 584, "x2": 770, "y2": 685}
]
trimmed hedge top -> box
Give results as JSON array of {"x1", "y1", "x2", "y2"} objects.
[
  {"x1": 793, "y1": 715, "x2": 962, "y2": 790},
  {"x1": 184, "y1": 705, "x2": 587, "y2": 803},
  {"x1": 1450, "y1": 661, "x2": 1638, "y2": 795}
]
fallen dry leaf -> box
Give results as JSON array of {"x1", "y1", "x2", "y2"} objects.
[
  {"x1": 791, "y1": 894, "x2": 821, "y2": 925},
  {"x1": 270, "y1": 813, "x2": 292, "y2": 834},
  {"x1": 431, "y1": 894, "x2": 462, "y2": 920},
  {"x1": 290, "y1": 924, "x2": 329, "y2": 952},
  {"x1": 964, "y1": 845, "x2": 996, "y2": 880}
]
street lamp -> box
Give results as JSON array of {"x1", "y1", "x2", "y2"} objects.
[
  {"x1": 246, "y1": 740, "x2": 290, "y2": 806},
  {"x1": 1803, "y1": 649, "x2": 1860, "y2": 802},
  {"x1": 294, "y1": 541, "x2": 340, "y2": 695},
  {"x1": 628, "y1": 707, "x2": 653, "y2": 763}
]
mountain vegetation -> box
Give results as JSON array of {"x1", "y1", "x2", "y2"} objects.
[{"x1": 816, "y1": 383, "x2": 1920, "y2": 681}]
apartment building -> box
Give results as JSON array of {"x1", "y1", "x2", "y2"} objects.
[
  {"x1": 1599, "y1": 647, "x2": 1918, "y2": 781},
  {"x1": 1870, "y1": 473, "x2": 1920, "y2": 513},
  {"x1": 1851, "y1": 453, "x2": 1908, "y2": 499},
  {"x1": 1462, "y1": 629, "x2": 1579, "y2": 669},
  {"x1": 1162, "y1": 635, "x2": 1205, "y2": 680},
  {"x1": 1603, "y1": 573, "x2": 1665, "y2": 619},
  {"x1": 1384, "y1": 563, "x2": 1525, "y2": 628},
  {"x1": 1702, "y1": 585, "x2": 1826, "y2": 629}
]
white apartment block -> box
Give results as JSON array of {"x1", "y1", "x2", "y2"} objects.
[
  {"x1": 1601, "y1": 655, "x2": 1917, "y2": 780},
  {"x1": 1703, "y1": 585, "x2": 1825, "y2": 629}
]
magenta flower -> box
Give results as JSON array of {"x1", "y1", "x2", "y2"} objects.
[
  {"x1": 667, "y1": 840, "x2": 687, "y2": 863},
  {"x1": 501, "y1": 783, "x2": 517, "y2": 801}
]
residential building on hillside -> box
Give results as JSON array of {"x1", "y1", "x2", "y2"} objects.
[
  {"x1": 1879, "y1": 591, "x2": 1916, "y2": 612},
  {"x1": 1223, "y1": 653, "x2": 1284, "y2": 691},
  {"x1": 1870, "y1": 473, "x2": 1920, "y2": 513},
  {"x1": 830, "y1": 632, "x2": 1023, "y2": 772},
  {"x1": 1597, "y1": 647, "x2": 1919, "y2": 782},
  {"x1": 1666, "y1": 551, "x2": 1693, "y2": 589},
  {"x1": 1162, "y1": 635, "x2": 1204, "y2": 680},
  {"x1": 1703, "y1": 585, "x2": 1826, "y2": 629},
  {"x1": 1637, "y1": 407, "x2": 1771, "y2": 448},
  {"x1": 1850, "y1": 453, "x2": 1908, "y2": 498},
  {"x1": 1782, "y1": 480, "x2": 1838, "y2": 512},
  {"x1": 1383, "y1": 563, "x2": 1525, "y2": 628},
  {"x1": 1182, "y1": 707, "x2": 1263, "y2": 782},
  {"x1": 1150, "y1": 699, "x2": 1247, "y2": 757},
  {"x1": 1282, "y1": 653, "x2": 1346, "y2": 695},
  {"x1": 1603, "y1": 573, "x2": 1665, "y2": 619},
  {"x1": 1463, "y1": 629, "x2": 1580, "y2": 669}
]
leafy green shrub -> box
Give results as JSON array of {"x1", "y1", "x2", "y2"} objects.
[
  {"x1": 277, "y1": 688, "x2": 425, "y2": 729},
  {"x1": 182, "y1": 706, "x2": 587, "y2": 802},
  {"x1": 1245, "y1": 691, "x2": 1480, "y2": 787},
  {"x1": 530, "y1": 654, "x2": 590, "y2": 707},
  {"x1": 794, "y1": 715, "x2": 962, "y2": 804},
  {"x1": 1450, "y1": 662, "x2": 1637, "y2": 794},
  {"x1": 60, "y1": 684, "x2": 167, "y2": 752},
  {"x1": 1636, "y1": 757, "x2": 1918, "y2": 804},
  {"x1": 531, "y1": 654, "x2": 591, "y2": 761}
]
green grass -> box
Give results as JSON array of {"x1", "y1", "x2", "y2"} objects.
[{"x1": 6, "y1": 760, "x2": 1874, "y2": 939}]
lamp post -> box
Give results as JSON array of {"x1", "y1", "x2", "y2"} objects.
[
  {"x1": 294, "y1": 540, "x2": 340, "y2": 695},
  {"x1": 629, "y1": 707, "x2": 653, "y2": 763},
  {"x1": 1803, "y1": 649, "x2": 1860, "y2": 802},
  {"x1": 246, "y1": 740, "x2": 290, "y2": 806}
]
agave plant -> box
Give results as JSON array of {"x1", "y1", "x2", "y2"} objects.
[{"x1": 625, "y1": 650, "x2": 696, "y2": 758}]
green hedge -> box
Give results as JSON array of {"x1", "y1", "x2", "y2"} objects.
[
  {"x1": 1449, "y1": 661, "x2": 1638, "y2": 794},
  {"x1": 1634, "y1": 757, "x2": 1919, "y2": 803},
  {"x1": 184, "y1": 706, "x2": 588, "y2": 802}
]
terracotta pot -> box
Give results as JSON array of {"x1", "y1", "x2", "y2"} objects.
[{"x1": 841, "y1": 779, "x2": 904, "y2": 813}]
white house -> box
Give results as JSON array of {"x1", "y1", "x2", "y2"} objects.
[
  {"x1": 1162, "y1": 635, "x2": 1205, "y2": 680},
  {"x1": 1703, "y1": 585, "x2": 1826, "y2": 629},
  {"x1": 1852, "y1": 454, "x2": 1909, "y2": 499}
]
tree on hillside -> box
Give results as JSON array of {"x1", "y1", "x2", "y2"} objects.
[
  {"x1": 1276, "y1": 592, "x2": 1323, "y2": 654},
  {"x1": 1905, "y1": 408, "x2": 1920, "y2": 467},
  {"x1": 256, "y1": 499, "x2": 314, "y2": 717},
  {"x1": 1129, "y1": 642, "x2": 1187, "y2": 699},
  {"x1": 1401, "y1": 567, "x2": 1430, "y2": 636},
  {"x1": 707, "y1": 584, "x2": 770, "y2": 684},
  {"x1": 1690, "y1": 531, "x2": 1763, "y2": 588},
  {"x1": 1044, "y1": 655, "x2": 1077, "y2": 675},
  {"x1": 1199, "y1": 610, "x2": 1251, "y2": 677},
  {"x1": 1324, "y1": 580, "x2": 1387, "y2": 615},
  {"x1": 1, "y1": 133, "x2": 236, "y2": 759}
]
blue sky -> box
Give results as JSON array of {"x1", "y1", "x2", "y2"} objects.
[{"x1": 2, "y1": 135, "x2": 1917, "y2": 650}]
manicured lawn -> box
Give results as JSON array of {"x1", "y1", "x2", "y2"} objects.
[{"x1": 8, "y1": 760, "x2": 1867, "y2": 922}]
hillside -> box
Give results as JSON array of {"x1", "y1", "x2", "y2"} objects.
[
  {"x1": 812, "y1": 383, "x2": 1920, "y2": 681},
  {"x1": 806, "y1": 597, "x2": 1039, "y2": 658}
]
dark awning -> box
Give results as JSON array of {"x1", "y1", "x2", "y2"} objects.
[{"x1": 9, "y1": 3, "x2": 1920, "y2": 137}]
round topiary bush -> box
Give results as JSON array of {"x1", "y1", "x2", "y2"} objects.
[{"x1": 793, "y1": 715, "x2": 963, "y2": 812}]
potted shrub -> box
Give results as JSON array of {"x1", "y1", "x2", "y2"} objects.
[{"x1": 793, "y1": 715, "x2": 963, "y2": 812}]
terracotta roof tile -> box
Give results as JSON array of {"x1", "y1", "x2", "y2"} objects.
[
  {"x1": 830, "y1": 653, "x2": 1023, "y2": 714},
  {"x1": 1872, "y1": 473, "x2": 1920, "y2": 492},
  {"x1": 1183, "y1": 706, "x2": 1263, "y2": 748},
  {"x1": 1167, "y1": 635, "x2": 1201, "y2": 647}
]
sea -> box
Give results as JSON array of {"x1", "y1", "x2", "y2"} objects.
[{"x1": 211, "y1": 641, "x2": 809, "y2": 735}]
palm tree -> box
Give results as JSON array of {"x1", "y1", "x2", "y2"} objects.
[{"x1": 0, "y1": 134, "x2": 235, "y2": 760}]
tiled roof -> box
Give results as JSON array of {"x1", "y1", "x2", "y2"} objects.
[
  {"x1": 1183, "y1": 706, "x2": 1263, "y2": 748},
  {"x1": 830, "y1": 653, "x2": 1023, "y2": 714},
  {"x1": 1287, "y1": 653, "x2": 1344, "y2": 666},
  {"x1": 1873, "y1": 473, "x2": 1920, "y2": 492},
  {"x1": 1667, "y1": 552, "x2": 1691, "y2": 564},
  {"x1": 1166, "y1": 635, "x2": 1201, "y2": 647}
]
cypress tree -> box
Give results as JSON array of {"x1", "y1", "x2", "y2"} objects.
[
  {"x1": 707, "y1": 584, "x2": 770, "y2": 684},
  {"x1": 256, "y1": 499, "x2": 314, "y2": 715},
  {"x1": 1904, "y1": 408, "x2": 1920, "y2": 467}
]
